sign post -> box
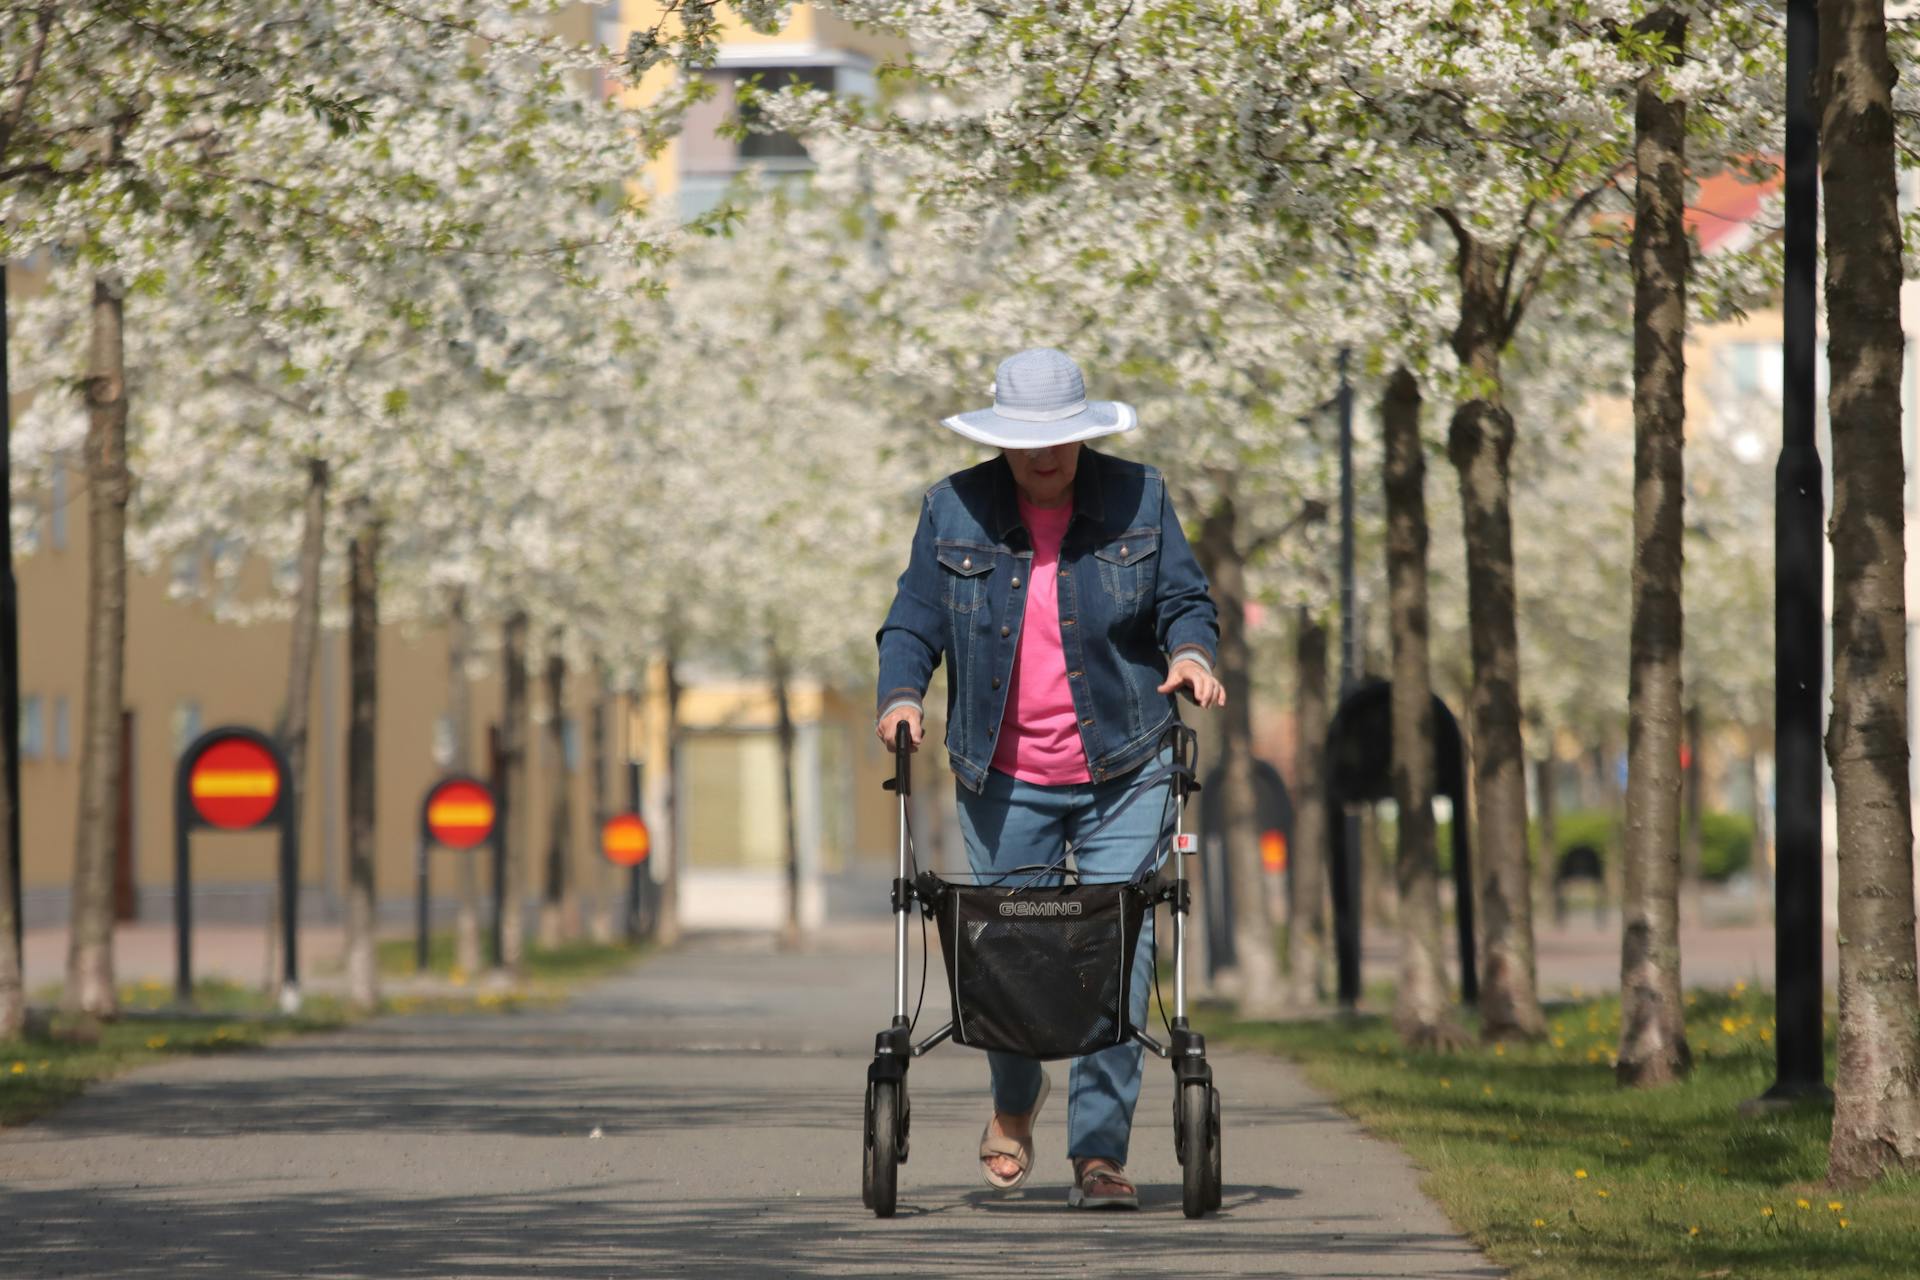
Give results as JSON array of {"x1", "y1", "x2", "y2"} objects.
[
  {"x1": 418, "y1": 776, "x2": 497, "y2": 973},
  {"x1": 175, "y1": 727, "x2": 296, "y2": 1006},
  {"x1": 600, "y1": 811, "x2": 650, "y2": 941}
]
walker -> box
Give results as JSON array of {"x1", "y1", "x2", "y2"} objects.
[{"x1": 861, "y1": 720, "x2": 1223, "y2": 1218}]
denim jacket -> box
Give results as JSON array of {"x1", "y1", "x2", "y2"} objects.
[{"x1": 875, "y1": 449, "x2": 1220, "y2": 792}]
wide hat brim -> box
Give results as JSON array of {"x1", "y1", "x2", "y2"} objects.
[{"x1": 940, "y1": 400, "x2": 1136, "y2": 450}]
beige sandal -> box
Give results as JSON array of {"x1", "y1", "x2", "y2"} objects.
[{"x1": 978, "y1": 1073, "x2": 1051, "y2": 1191}]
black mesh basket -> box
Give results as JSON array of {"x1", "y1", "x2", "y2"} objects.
[{"x1": 918, "y1": 873, "x2": 1152, "y2": 1060}]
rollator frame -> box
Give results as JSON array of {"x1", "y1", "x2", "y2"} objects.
[{"x1": 862, "y1": 720, "x2": 1223, "y2": 1218}]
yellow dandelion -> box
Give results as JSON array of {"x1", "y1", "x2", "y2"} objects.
[
  {"x1": 1482, "y1": 1084, "x2": 1494, "y2": 1096},
  {"x1": 1532, "y1": 1218, "x2": 1546, "y2": 1228},
  {"x1": 1734, "y1": 980, "x2": 1748, "y2": 994},
  {"x1": 145, "y1": 1036, "x2": 167, "y2": 1050},
  {"x1": 1720, "y1": 1017, "x2": 1739, "y2": 1034},
  {"x1": 1688, "y1": 1225, "x2": 1700, "y2": 1237},
  {"x1": 1839, "y1": 1218, "x2": 1850, "y2": 1229},
  {"x1": 1762, "y1": 1206, "x2": 1775, "y2": 1218},
  {"x1": 1575, "y1": 1169, "x2": 1589, "y2": 1180},
  {"x1": 1796, "y1": 1198, "x2": 1811, "y2": 1210},
  {"x1": 1828, "y1": 1201, "x2": 1844, "y2": 1213},
  {"x1": 1552, "y1": 1036, "x2": 1567, "y2": 1049},
  {"x1": 1440, "y1": 1078, "x2": 1452, "y2": 1089},
  {"x1": 1597, "y1": 1189, "x2": 1611, "y2": 1199},
  {"x1": 8, "y1": 1061, "x2": 23, "y2": 1075}
]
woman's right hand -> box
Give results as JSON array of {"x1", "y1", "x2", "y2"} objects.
[{"x1": 877, "y1": 704, "x2": 925, "y2": 752}]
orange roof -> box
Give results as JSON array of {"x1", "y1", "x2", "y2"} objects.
[{"x1": 1687, "y1": 161, "x2": 1781, "y2": 253}]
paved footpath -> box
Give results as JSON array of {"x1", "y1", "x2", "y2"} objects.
[{"x1": 0, "y1": 932, "x2": 1499, "y2": 1279}]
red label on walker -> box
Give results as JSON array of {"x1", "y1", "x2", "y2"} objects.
[{"x1": 1174, "y1": 833, "x2": 1198, "y2": 854}]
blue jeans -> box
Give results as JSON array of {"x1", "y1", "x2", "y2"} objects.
[{"x1": 954, "y1": 745, "x2": 1171, "y2": 1166}]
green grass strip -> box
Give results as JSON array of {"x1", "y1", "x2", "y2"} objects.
[{"x1": 1203, "y1": 986, "x2": 1920, "y2": 1279}]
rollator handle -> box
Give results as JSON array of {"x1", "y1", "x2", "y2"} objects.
[{"x1": 891, "y1": 720, "x2": 912, "y2": 796}]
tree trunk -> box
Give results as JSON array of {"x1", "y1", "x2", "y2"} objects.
[
  {"x1": 65, "y1": 275, "x2": 129, "y2": 1019},
  {"x1": 1618, "y1": 9, "x2": 1694, "y2": 1088},
  {"x1": 1196, "y1": 491, "x2": 1284, "y2": 1015},
  {"x1": 1819, "y1": 0, "x2": 1920, "y2": 1185},
  {"x1": 1446, "y1": 233, "x2": 1547, "y2": 1040},
  {"x1": 656, "y1": 650, "x2": 683, "y2": 946},
  {"x1": 447, "y1": 589, "x2": 482, "y2": 974},
  {"x1": 344, "y1": 512, "x2": 382, "y2": 1013},
  {"x1": 771, "y1": 635, "x2": 803, "y2": 949},
  {"x1": 588, "y1": 659, "x2": 614, "y2": 943},
  {"x1": 539, "y1": 635, "x2": 571, "y2": 948},
  {"x1": 267, "y1": 457, "x2": 328, "y2": 999},
  {"x1": 499, "y1": 611, "x2": 530, "y2": 971},
  {"x1": 1682, "y1": 702, "x2": 1704, "y2": 922},
  {"x1": 1383, "y1": 368, "x2": 1466, "y2": 1049},
  {"x1": 1286, "y1": 609, "x2": 1331, "y2": 1008}
]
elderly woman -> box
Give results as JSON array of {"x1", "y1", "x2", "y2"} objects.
[{"x1": 875, "y1": 347, "x2": 1223, "y2": 1210}]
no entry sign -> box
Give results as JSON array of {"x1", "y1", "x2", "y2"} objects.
[
  {"x1": 174, "y1": 726, "x2": 300, "y2": 1005},
  {"x1": 1260, "y1": 829, "x2": 1288, "y2": 874},
  {"x1": 601, "y1": 812, "x2": 650, "y2": 867},
  {"x1": 187, "y1": 735, "x2": 284, "y2": 831},
  {"x1": 423, "y1": 777, "x2": 496, "y2": 849}
]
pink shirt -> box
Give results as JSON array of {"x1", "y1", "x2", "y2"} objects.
[{"x1": 991, "y1": 496, "x2": 1092, "y2": 785}]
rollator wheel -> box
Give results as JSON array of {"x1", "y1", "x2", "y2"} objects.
[
  {"x1": 1206, "y1": 1086, "x2": 1223, "y2": 1210},
  {"x1": 865, "y1": 1080, "x2": 900, "y2": 1218},
  {"x1": 1179, "y1": 1081, "x2": 1210, "y2": 1219}
]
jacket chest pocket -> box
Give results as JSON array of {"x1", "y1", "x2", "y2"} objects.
[
  {"x1": 1093, "y1": 530, "x2": 1159, "y2": 607},
  {"x1": 937, "y1": 542, "x2": 996, "y2": 615}
]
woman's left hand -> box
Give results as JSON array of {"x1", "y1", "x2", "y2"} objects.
[{"x1": 1159, "y1": 659, "x2": 1226, "y2": 709}]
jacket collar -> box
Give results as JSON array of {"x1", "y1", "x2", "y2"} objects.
[{"x1": 989, "y1": 448, "x2": 1107, "y2": 543}]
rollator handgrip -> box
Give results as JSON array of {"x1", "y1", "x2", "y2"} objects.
[{"x1": 893, "y1": 720, "x2": 912, "y2": 796}]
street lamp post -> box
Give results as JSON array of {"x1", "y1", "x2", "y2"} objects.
[
  {"x1": 1758, "y1": 0, "x2": 1829, "y2": 1107},
  {"x1": 2, "y1": 265, "x2": 19, "y2": 962}
]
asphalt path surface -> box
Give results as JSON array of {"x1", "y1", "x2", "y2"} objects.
[{"x1": 1, "y1": 933, "x2": 1499, "y2": 1278}]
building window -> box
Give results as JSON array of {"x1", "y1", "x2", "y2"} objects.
[
  {"x1": 736, "y1": 67, "x2": 834, "y2": 162},
  {"x1": 172, "y1": 701, "x2": 202, "y2": 755},
  {"x1": 16, "y1": 494, "x2": 39, "y2": 555},
  {"x1": 433, "y1": 714, "x2": 457, "y2": 771},
  {"x1": 49, "y1": 462, "x2": 69, "y2": 550},
  {"x1": 21, "y1": 695, "x2": 44, "y2": 760},
  {"x1": 562, "y1": 718, "x2": 580, "y2": 772},
  {"x1": 170, "y1": 549, "x2": 202, "y2": 597},
  {"x1": 52, "y1": 695, "x2": 70, "y2": 760}
]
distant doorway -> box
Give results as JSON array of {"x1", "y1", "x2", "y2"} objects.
[{"x1": 114, "y1": 708, "x2": 137, "y2": 921}]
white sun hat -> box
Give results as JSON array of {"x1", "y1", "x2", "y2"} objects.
[{"x1": 941, "y1": 347, "x2": 1137, "y2": 449}]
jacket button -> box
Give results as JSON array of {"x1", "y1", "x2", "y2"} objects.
[
  {"x1": 1069, "y1": 670, "x2": 1082, "y2": 679},
  {"x1": 1081, "y1": 717, "x2": 1094, "y2": 727},
  {"x1": 962, "y1": 557, "x2": 972, "y2": 569},
  {"x1": 1062, "y1": 618, "x2": 1075, "y2": 627},
  {"x1": 1120, "y1": 545, "x2": 1128, "y2": 557},
  {"x1": 992, "y1": 677, "x2": 1001, "y2": 689},
  {"x1": 1011, "y1": 577, "x2": 1021, "y2": 589},
  {"x1": 1000, "y1": 625, "x2": 1010, "y2": 638}
]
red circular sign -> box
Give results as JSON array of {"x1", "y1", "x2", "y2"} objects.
[
  {"x1": 188, "y1": 736, "x2": 283, "y2": 831},
  {"x1": 601, "y1": 813, "x2": 650, "y2": 867},
  {"x1": 425, "y1": 778, "x2": 496, "y2": 849}
]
